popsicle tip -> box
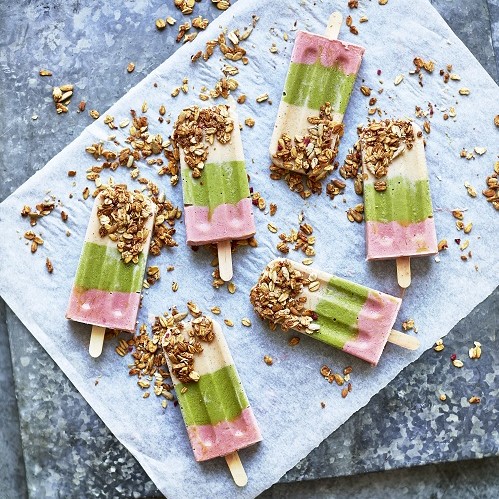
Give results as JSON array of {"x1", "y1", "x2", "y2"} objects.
[
  {"x1": 225, "y1": 451, "x2": 248, "y2": 487},
  {"x1": 89, "y1": 325, "x2": 106, "y2": 358},
  {"x1": 388, "y1": 330, "x2": 420, "y2": 351}
]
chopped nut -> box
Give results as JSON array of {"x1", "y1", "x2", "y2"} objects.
[
  {"x1": 452, "y1": 359, "x2": 464, "y2": 368},
  {"x1": 45, "y1": 258, "x2": 53, "y2": 273},
  {"x1": 127, "y1": 62, "x2": 135, "y2": 73},
  {"x1": 89, "y1": 109, "x2": 100, "y2": 120},
  {"x1": 468, "y1": 396, "x2": 481, "y2": 404},
  {"x1": 439, "y1": 393, "x2": 447, "y2": 401},
  {"x1": 156, "y1": 18, "x2": 167, "y2": 30},
  {"x1": 263, "y1": 355, "x2": 273, "y2": 366}
]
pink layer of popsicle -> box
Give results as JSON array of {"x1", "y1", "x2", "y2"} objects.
[
  {"x1": 366, "y1": 219, "x2": 438, "y2": 261},
  {"x1": 184, "y1": 198, "x2": 256, "y2": 246},
  {"x1": 66, "y1": 287, "x2": 140, "y2": 331},
  {"x1": 342, "y1": 290, "x2": 402, "y2": 366},
  {"x1": 292, "y1": 31, "x2": 365, "y2": 74},
  {"x1": 186, "y1": 407, "x2": 262, "y2": 462}
]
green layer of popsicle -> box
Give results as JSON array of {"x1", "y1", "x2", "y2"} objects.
[
  {"x1": 182, "y1": 160, "x2": 250, "y2": 212},
  {"x1": 364, "y1": 176, "x2": 434, "y2": 224},
  {"x1": 74, "y1": 242, "x2": 145, "y2": 293},
  {"x1": 175, "y1": 364, "x2": 249, "y2": 426},
  {"x1": 282, "y1": 61, "x2": 356, "y2": 113},
  {"x1": 313, "y1": 276, "x2": 369, "y2": 348}
]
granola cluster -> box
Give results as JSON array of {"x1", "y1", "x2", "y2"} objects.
[
  {"x1": 271, "y1": 102, "x2": 344, "y2": 183},
  {"x1": 172, "y1": 104, "x2": 234, "y2": 178},
  {"x1": 160, "y1": 314, "x2": 215, "y2": 383},
  {"x1": 97, "y1": 185, "x2": 154, "y2": 264},
  {"x1": 482, "y1": 162, "x2": 499, "y2": 211},
  {"x1": 250, "y1": 260, "x2": 320, "y2": 335},
  {"x1": 359, "y1": 119, "x2": 417, "y2": 178}
]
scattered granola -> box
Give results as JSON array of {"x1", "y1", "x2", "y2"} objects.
[
  {"x1": 39, "y1": 69, "x2": 52, "y2": 76},
  {"x1": 433, "y1": 339, "x2": 445, "y2": 352},
  {"x1": 21, "y1": 199, "x2": 55, "y2": 226},
  {"x1": 468, "y1": 341, "x2": 482, "y2": 359},
  {"x1": 52, "y1": 84, "x2": 73, "y2": 114},
  {"x1": 263, "y1": 355, "x2": 273, "y2": 366},
  {"x1": 468, "y1": 396, "x2": 481, "y2": 404},
  {"x1": 45, "y1": 257, "x2": 53, "y2": 273}
]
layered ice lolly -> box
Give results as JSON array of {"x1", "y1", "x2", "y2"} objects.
[
  {"x1": 173, "y1": 100, "x2": 256, "y2": 281},
  {"x1": 250, "y1": 259, "x2": 418, "y2": 366},
  {"x1": 66, "y1": 184, "x2": 156, "y2": 356},
  {"x1": 162, "y1": 316, "x2": 261, "y2": 485},
  {"x1": 360, "y1": 119, "x2": 438, "y2": 287},
  {"x1": 269, "y1": 12, "x2": 365, "y2": 180}
]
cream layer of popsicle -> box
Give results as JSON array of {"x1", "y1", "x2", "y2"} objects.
[
  {"x1": 269, "y1": 30, "x2": 365, "y2": 175},
  {"x1": 250, "y1": 259, "x2": 402, "y2": 365},
  {"x1": 362, "y1": 121, "x2": 438, "y2": 260},
  {"x1": 163, "y1": 319, "x2": 261, "y2": 461},
  {"x1": 179, "y1": 103, "x2": 256, "y2": 246},
  {"x1": 66, "y1": 188, "x2": 155, "y2": 331}
]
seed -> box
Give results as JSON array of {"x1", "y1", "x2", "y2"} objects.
[
  {"x1": 256, "y1": 93, "x2": 269, "y2": 103},
  {"x1": 127, "y1": 62, "x2": 135, "y2": 73},
  {"x1": 452, "y1": 210, "x2": 463, "y2": 220},
  {"x1": 360, "y1": 86, "x2": 372, "y2": 96},
  {"x1": 228, "y1": 282, "x2": 236, "y2": 294},
  {"x1": 302, "y1": 258, "x2": 313, "y2": 266},
  {"x1": 308, "y1": 281, "x2": 320, "y2": 292},
  {"x1": 439, "y1": 394, "x2": 447, "y2": 401},
  {"x1": 241, "y1": 318, "x2": 251, "y2": 327},
  {"x1": 264, "y1": 355, "x2": 273, "y2": 366},
  {"x1": 452, "y1": 359, "x2": 464, "y2": 368},
  {"x1": 394, "y1": 74, "x2": 404, "y2": 85},
  {"x1": 267, "y1": 223, "x2": 278, "y2": 233},
  {"x1": 469, "y1": 396, "x2": 481, "y2": 404},
  {"x1": 39, "y1": 69, "x2": 52, "y2": 76},
  {"x1": 224, "y1": 319, "x2": 234, "y2": 327},
  {"x1": 172, "y1": 282, "x2": 178, "y2": 292},
  {"x1": 458, "y1": 87, "x2": 470, "y2": 95},
  {"x1": 463, "y1": 223, "x2": 473, "y2": 234},
  {"x1": 156, "y1": 18, "x2": 166, "y2": 30},
  {"x1": 341, "y1": 387, "x2": 349, "y2": 398},
  {"x1": 211, "y1": 306, "x2": 221, "y2": 315},
  {"x1": 288, "y1": 337, "x2": 300, "y2": 346}
]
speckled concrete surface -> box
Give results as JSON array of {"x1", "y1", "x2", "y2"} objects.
[{"x1": 1, "y1": 0, "x2": 498, "y2": 497}]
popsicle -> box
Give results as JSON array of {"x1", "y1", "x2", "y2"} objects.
[
  {"x1": 66, "y1": 184, "x2": 156, "y2": 357},
  {"x1": 269, "y1": 12, "x2": 365, "y2": 181},
  {"x1": 250, "y1": 259, "x2": 419, "y2": 366},
  {"x1": 173, "y1": 99, "x2": 256, "y2": 281},
  {"x1": 162, "y1": 316, "x2": 261, "y2": 486},
  {"x1": 360, "y1": 119, "x2": 438, "y2": 288}
]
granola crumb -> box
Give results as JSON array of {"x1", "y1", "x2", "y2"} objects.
[{"x1": 45, "y1": 257, "x2": 53, "y2": 273}]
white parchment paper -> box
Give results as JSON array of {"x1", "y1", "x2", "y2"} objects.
[{"x1": 1, "y1": 0, "x2": 498, "y2": 497}]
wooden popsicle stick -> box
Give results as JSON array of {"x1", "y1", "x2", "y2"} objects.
[
  {"x1": 225, "y1": 451, "x2": 248, "y2": 487},
  {"x1": 218, "y1": 240, "x2": 233, "y2": 282},
  {"x1": 387, "y1": 329, "x2": 420, "y2": 351},
  {"x1": 325, "y1": 11, "x2": 343, "y2": 40},
  {"x1": 89, "y1": 325, "x2": 106, "y2": 358},
  {"x1": 396, "y1": 256, "x2": 411, "y2": 288}
]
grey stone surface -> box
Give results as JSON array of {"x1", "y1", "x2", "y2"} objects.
[
  {"x1": 430, "y1": 0, "x2": 498, "y2": 83},
  {"x1": 0, "y1": 301, "x2": 28, "y2": 499},
  {"x1": 0, "y1": 0, "x2": 498, "y2": 498},
  {"x1": 261, "y1": 456, "x2": 499, "y2": 499}
]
